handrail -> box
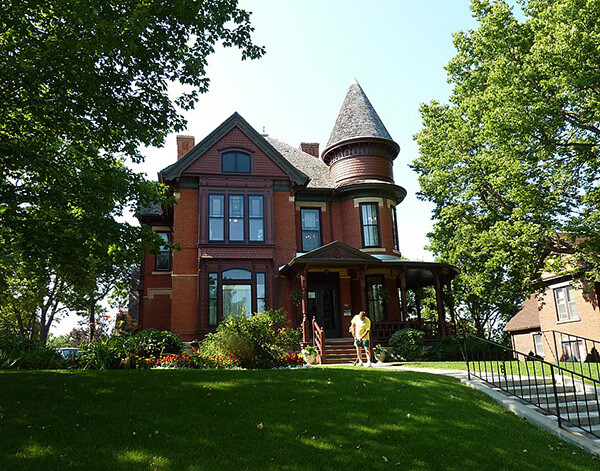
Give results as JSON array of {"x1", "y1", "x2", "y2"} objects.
[
  {"x1": 463, "y1": 333, "x2": 600, "y2": 439},
  {"x1": 541, "y1": 330, "x2": 600, "y2": 379},
  {"x1": 312, "y1": 317, "x2": 326, "y2": 364},
  {"x1": 371, "y1": 320, "x2": 456, "y2": 342}
]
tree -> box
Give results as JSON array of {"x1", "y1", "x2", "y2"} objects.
[
  {"x1": 0, "y1": 1, "x2": 264, "y2": 340},
  {"x1": 413, "y1": 0, "x2": 600, "y2": 334}
]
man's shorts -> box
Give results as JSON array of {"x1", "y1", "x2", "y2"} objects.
[{"x1": 355, "y1": 339, "x2": 370, "y2": 348}]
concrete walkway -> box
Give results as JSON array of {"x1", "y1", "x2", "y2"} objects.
[{"x1": 376, "y1": 364, "x2": 600, "y2": 457}]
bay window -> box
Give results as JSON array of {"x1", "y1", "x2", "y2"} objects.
[
  {"x1": 208, "y1": 269, "x2": 267, "y2": 324},
  {"x1": 208, "y1": 193, "x2": 265, "y2": 243}
]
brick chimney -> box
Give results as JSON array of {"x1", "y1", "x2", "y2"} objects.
[
  {"x1": 177, "y1": 135, "x2": 195, "y2": 160},
  {"x1": 300, "y1": 142, "x2": 319, "y2": 158}
]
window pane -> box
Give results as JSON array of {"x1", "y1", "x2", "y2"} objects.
[
  {"x1": 208, "y1": 273, "x2": 218, "y2": 326},
  {"x1": 301, "y1": 209, "x2": 320, "y2": 230},
  {"x1": 222, "y1": 269, "x2": 252, "y2": 280},
  {"x1": 237, "y1": 153, "x2": 251, "y2": 173},
  {"x1": 391, "y1": 206, "x2": 399, "y2": 250},
  {"x1": 209, "y1": 218, "x2": 224, "y2": 241},
  {"x1": 209, "y1": 195, "x2": 224, "y2": 217},
  {"x1": 361, "y1": 203, "x2": 380, "y2": 247},
  {"x1": 249, "y1": 219, "x2": 264, "y2": 242},
  {"x1": 366, "y1": 275, "x2": 385, "y2": 321},
  {"x1": 222, "y1": 284, "x2": 252, "y2": 317},
  {"x1": 256, "y1": 273, "x2": 265, "y2": 299},
  {"x1": 222, "y1": 153, "x2": 236, "y2": 173},
  {"x1": 156, "y1": 251, "x2": 170, "y2": 271},
  {"x1": 249, "y1": 196, "x2": 264, "y2": 217},
  {"x1": 302, "y1": 231, "x2": 321, "y2": 252},
  {"x1": 229, "y1": 195, "x2": 244, "y2": 241}
]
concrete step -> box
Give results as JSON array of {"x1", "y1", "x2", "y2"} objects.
[{"x1": 547, "y1": 399, "x2": 600, "y2": 414}]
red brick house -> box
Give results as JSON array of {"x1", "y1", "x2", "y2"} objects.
[{"x1": 137, "y1": 81, "x2": 458, "y2": 351}]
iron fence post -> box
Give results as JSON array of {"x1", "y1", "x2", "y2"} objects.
[
  {"x1": 550, "y1": 364, "x2": 562, "y2": 429},
  {"x1": 552, "y1": 330, "x2": 559, "y2": 364}
]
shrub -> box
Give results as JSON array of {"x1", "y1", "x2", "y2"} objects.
[
  {"x1": 389, "y1": 328, "x2": 424, "y2": 361},
  {"x1": 0, "y1": 331, "x2": 65, "y2": 369},
  {"x1": 78, "y1": 337, "x2": 128, "y2": 370},
  {"x1": 200, "y1": 309, "x2": 300, "y2": 369},
  {"x1": 17, "y1": 348, "x2": 65, "y2": 369},
  {"x1": 129, "y1": 329, "x2": 184, "y2": 358}
]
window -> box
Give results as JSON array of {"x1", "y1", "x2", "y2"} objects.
[
  {"x1": 208, "y1": 194, "x2": 265, "y2": 243},
  {"x1": 533, "y1": 333, "x2": 544, "y2": 357},
  {"x1": 360, "y1": 203, "x2": 380, "y2": 247},
  {"x1": 249, "y1": 196, "x2": 264, "y2": 242},
  {"x1": 301, "y1": 208, "x2": 321, "y2": 252},
  {"x1": 208, "y1": 273, "x2": 218, "y2": 326},
  {"x1": 155, "y1": 232, "x2": 171, "y2": 271},
  {"x1": 222, "y1": 151, "x2": 251, "y2": 173},
  {"x1": 391, "y1": 206, "x2": 399, "y2": 251},
  {"x1": 228, "y1": 195, "x2": 245, "y2": 241},
  {"x1": 561, "y1": 336, "x2": 584, "y2": 362},
  {"x1": 209, "y1": 269, "x2": 267, "y2": 323},
  {"x1": 554, "y1": 285, "x2": 578, "y2": 321},
  {"x1": 209, "y1": 195, "x2": 225, "y2": 241},
  {"x1": 366, "y1": 275, "x2": 385, "y2": 321}
]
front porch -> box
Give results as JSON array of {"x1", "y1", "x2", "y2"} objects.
[{"x1": 279, "y1": 241, "x2": 459, "y2": 364}]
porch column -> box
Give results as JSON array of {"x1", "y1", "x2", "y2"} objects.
[
  {"x1": 399, "y1": 269, "x2": 408, "y2": 322},
  {"x1": 433, "y1": 271, "x2": 446, "y2": 337},
  {"x1": 446, "y1": 281, "x2": 456, "y2": 324},
  {"x1": 358, "y1": 266, "x2": 367, "y2": 313},
  {"x1": 300, "y1": 271, "x2": 309, "y2": 343}
]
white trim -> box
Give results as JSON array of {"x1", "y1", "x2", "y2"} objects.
[
  {"x1": 353, "y1": 197, "x2": 384, "y2": 207},
  {"x1": 296, "y1": 202, "x2": 326, "y2": 212},
  {"x1": 145, "y1": 288, "x2": 172, "y2": 299}
]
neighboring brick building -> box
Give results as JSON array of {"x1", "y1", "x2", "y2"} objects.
[
  {"x1": 505, "y1": 273, "x2": 600, "y2": 361},
  {"x1": 137, "y1": 81, "x2": 459, "y2": 345}
]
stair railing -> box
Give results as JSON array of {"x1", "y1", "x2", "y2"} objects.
[
  {"x1": 312, "y1": 317, "x2": 326, "y2": 365},
  {"x1": 463, "y1": 333, "x2": 600, "y2": 438},
  {"x1": 541, "y1": 330, "x2": 600, "y2": 379}
]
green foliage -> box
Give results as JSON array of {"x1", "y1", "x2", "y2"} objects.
[
  {"x1": 413, "y1": 0, "x2": 600, "y2": 336},
  {"x1": 128, "y1": 329, "x2": 184, "y2": 358},
  {"x1": 0, "y1": 1, "x2": 264, "y2": 341},
  {"x1": 201, "y1": 309, "x2": 301, "y2": 369},
  {"x1": 0, "y1": 331, "x2": 64, "y2": 369},
  {"x1": 389, "y1": 329, "x2": 425, "y2": 361}
]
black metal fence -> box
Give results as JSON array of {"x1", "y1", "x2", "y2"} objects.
[
  {"x1": 463, "y1": 333, "x2": 600, "y2": 438},
  {"x1": 541, "y1": 330, "x2": 600, "y2": 379}
]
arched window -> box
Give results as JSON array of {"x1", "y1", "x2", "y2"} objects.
[{"x1": 221, "y1": 151, "x2": 251, "y2": 173}]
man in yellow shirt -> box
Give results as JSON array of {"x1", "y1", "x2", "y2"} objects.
[{"x1": 351, "y1": 310, "x2": 371, "y2": 367}]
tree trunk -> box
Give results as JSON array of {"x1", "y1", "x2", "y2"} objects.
[{"x1": 89, "y1": 300, "x2": 96, "y2": 342}]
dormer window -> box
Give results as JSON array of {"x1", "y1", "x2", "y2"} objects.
[{"x1": 222, "y1": 151, "x2": 251, "y2": 173}]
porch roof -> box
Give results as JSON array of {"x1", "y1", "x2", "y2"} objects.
[{"x1": 279, "y1": 241, "x2": 459, "y2": 289}]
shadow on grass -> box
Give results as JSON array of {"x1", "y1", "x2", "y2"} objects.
[{"x1": 0, "y1": 368, "x2": 597, "y2": 470}]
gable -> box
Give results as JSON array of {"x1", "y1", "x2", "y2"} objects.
[
  {"x1": 183, "y1": 127, "x2": 288, "y2": 178},
  {"x1": 298, "y1": 241, "x2": 379, "y2": 262},
  {"x1": 160, "y1": 112, "x2": 309, "y2": 185}
]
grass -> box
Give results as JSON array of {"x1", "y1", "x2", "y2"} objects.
[
  {"x1": 397, "y1": 361, "x2": 600, "y2": 381},
  {"x1": 0, "y1": 368, "x2": 598, "y2": 470}
]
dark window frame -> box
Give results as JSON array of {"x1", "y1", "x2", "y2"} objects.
[
  {"x1": 209, "y1": 269, "x2": 267, "y2": 324},
  {"x1": 248, "y1": 195, "x2": 265, "y2": 242},
  {"x1": 208, "y1": 194, "x2": 225, "y2": 242},
  {"x1": 300, "y1": 207, "x2": 322, "y2": 252},
  {"x1": 391, "y1": 205, "x2": 399, "y2": 251},
  {"x1": 365, "y1": 274, "x2": 386, "y2": 321},
  {"x1": 207, "y1": 193, "x2": 265, "y2": 244},
  {"x1": 221, "y1": 151, "x2": 251, "y2": 174},
  {"x1": 360, "y1": 202, "x2": 381, "y2": 248},
  {"x1": 228, "y1": 194, "x2": 245, "y2": 242},
  {"x1": 155, "y1": 232, "x2": 171, "y2": 271}
]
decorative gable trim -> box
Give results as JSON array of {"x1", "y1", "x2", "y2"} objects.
[{"x1": 160, "y1": 112, "x2": 309, "y2": 186}]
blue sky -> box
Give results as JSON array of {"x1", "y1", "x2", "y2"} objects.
[
  {"x1": 135, "y1": 0, "x2": 483, "y2": 260},
  {"x1": 54, "y1": 1, "x2": 522, "y2": 335}
]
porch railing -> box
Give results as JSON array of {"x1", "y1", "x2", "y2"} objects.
[
  {"x1": 371, "y1": 320, "x2": 455, "y2": 343},
  {"x1": 464, "y1": 333, "x2": 600, "y2": 439},
  {"x1": 312, "y1": 317, "x2": 326, "y2": 364}
]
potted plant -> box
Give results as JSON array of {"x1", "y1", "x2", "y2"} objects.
[
  {"x1": 302, "y1": 345, "x2": 317, "y2": 365},
  {"x1": 373, "y1": 344, "x2": 388, "y2": 363}
]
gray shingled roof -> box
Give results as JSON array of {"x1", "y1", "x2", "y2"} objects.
[
  {"x1": 265, "y1": 137, "x2": 336, "y2": 188},
  {"x1": 138, "y1": 201, "x2": 163, "y2": 216},
  {"x1": 326, "y1": 80, "x2": 394, "y2": 148}
]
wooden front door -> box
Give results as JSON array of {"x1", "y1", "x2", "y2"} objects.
[{"x1": 308, "y1": 288, "x2": 339, "y2": 338}]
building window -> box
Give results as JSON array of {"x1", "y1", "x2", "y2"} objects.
[
  {"x1": 249, "y1": 196, "x2": 264, "y2": 242},
  {"x1": 208, "y1": 273, "x2": 218, "y2": 326},
  {"x1": 360, "y1": 203, "x2": 380, "y2": 248},
  {"x1": 209, "y1": 195, "x2": 225, "y2": 241},
  {"x1": 533, "y1": 333, "x2": 544, "y2": 357},
  {"x1": 561, "y1": 335, "x2": 584, "y2": 362},
  {"x1": 366, "y1": 275, "x2": 386, "y2": 321},
  {"x1": 209, "y1": 269, "x2": 267, "y2": 323},
  {"x1": 222, "y1": 151, "x2": 251, "y2": 173},
  {"x1": 554, "y1": 285, "x2": 578, "y2": 321},
  {"x1": 391, "y1": 206, "x2": 399, "y2": 251},
  {"x1": 209, "y1": 194, "x2": 265, "y2": 243},
  {"x1": 228, "y1": 195, "x2": 245, "y2": 242},
  {"x1": 155, "y1": 232, "x2": 171, "y2": 271},
  {"x1": 301, "y1": 208, "x2": 321, "y2": 252}
]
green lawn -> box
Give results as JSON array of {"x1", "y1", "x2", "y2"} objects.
[
  {"x1": 0, "y1": 368, "x2": 598, "y2": 470},
  {"x1": 398, "y1": 361, "x2": 600, "y2": 381}
]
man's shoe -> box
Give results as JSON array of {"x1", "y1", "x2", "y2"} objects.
[
  {"x1": 352, "y1": 359, "x2": 358, "y2": 366},
  {"x1": 358, "y1": 361, "x2": 364, "y2": 366},
  {"x1": 366, "y1": 361, "x2": 372, "y2": 367}
]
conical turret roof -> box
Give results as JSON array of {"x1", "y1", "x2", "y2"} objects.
[{"x1": 326, "y1": 79, "x2": 394, "y2": 149}]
